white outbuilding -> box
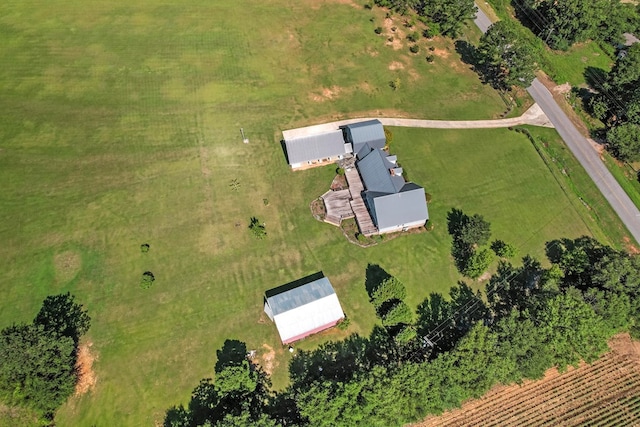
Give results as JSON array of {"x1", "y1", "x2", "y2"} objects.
[{"x1": 264, "y1": 274, "x2": 344, "y2": 344}]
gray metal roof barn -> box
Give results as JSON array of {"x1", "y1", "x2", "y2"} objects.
[{"x1": 264, "y1": 274, "x2": 344, "y2": 344}]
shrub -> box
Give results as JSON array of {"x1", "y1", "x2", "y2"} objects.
[
  {"x1": 371, "y1": 277, "x2": 407, "y2": 308},
  {"x1": 382, "y1": 301, "x2": 413, "y2": 327},
  {"x1": 426, "y1": 55, "x2": 435, "y2": 63},
  {"x1": 389, "y1": 78, "x2": 401, "y2": 91},
  {"x1": 140, "y1": 271, "x2": 155, "y2": 289},
  {"x1": 337, "y1": 315, "x2": 351, "y2": 330},
  {"x1": 425, "y1": 193, "x2": 432, "y2": 203},
  {"x1": 336, "y1": 167, "x2": 345, "y2": 176},
  {"x1": 374, "y1": 26, "x2": 383, "y2": 34},
  {"x1": 491, "y1": 239, "x2": 517, "y2": 258},
  {"x1": 356, "y1": 233, "x2": 367, "y2": 243},
  {"x1": 410, "y1": 45, "x2": 420, "y2": 54},
  {"x1": 462, "y1": 249, "x2": 494, "y2": 279},
  {"x1": 395, "y1": 324, "x2": 417, "y2": 344},
  {"x1": 249, "y1": 217, "x2": 267, "y2": 239},
  {"x1": 384, "y1": 127, "x2": 394, "y2": 145},
  {"x1": 140, "y1": 243, "x2": 150, "y2": 253},
  {"x1": 407, "y1": 31, "x2": 420, "y2": 42}
]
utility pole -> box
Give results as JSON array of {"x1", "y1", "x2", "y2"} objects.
[{"x1": 240, "y1": 128, "x2": 249, "y2": 144}]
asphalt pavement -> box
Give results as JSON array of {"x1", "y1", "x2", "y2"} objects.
[{"x1": 474, "y1": 4, "x2": 640, "y2": 245}]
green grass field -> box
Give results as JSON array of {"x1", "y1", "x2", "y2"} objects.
[{"x1": 0, "y1": 0, "x2": 626, "y2": 425}]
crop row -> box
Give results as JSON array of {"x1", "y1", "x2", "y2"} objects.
[{"x1": 421, "y1": 352, "x2": 640, "y2": 427}]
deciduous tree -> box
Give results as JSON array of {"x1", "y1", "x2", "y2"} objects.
[{"x1": 477, "y1": 21, "x2": 537, "y2": 89}]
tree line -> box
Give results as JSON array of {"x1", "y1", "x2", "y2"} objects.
[
  {"x1": 0, "y1": 293, "x2": 91, "y2": 423},
  {"x1": 164, "y1": 235, "x2": 640, "y2": 427}
]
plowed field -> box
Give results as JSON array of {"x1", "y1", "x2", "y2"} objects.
[{"x1": 415, "y1": 334, "x2": 640, "y2": 427}]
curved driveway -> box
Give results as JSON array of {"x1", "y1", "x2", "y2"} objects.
[
  {"x1": 474, "y1": 4, "x2": 640, "y2": 245},
  {"x1": 282, "y1": 104, "x2": 552, "y2": 141}
]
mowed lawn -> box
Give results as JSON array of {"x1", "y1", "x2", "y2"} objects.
[{"x1": 0, "y1": 0, "x2": 606, "y2": 425}]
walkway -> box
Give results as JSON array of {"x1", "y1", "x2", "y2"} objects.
[
  {"x1": 474, "y1": 4, "x2": 640, "y2": 245},
  {"x1": 344, "y1": 167, "x2": 378, "y2": 236},
  {"x1": 282, "y1": 104, "x2": 553, "y2": 140}
]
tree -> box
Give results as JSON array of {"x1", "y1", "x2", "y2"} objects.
[
  {"x1": 477, "y1": 21, "x2": 537, "y2": 89},
  {"x1": 370, "y1": 277, "x2": 406, "y2": 309},
  {"x1": 420, "y1": 0, "x2": 477, "y2": 38},
  {"x1": 537, "y1": 288, "x2": 610, "y2": 370},
  {"x1": 34, "y1": 292, "x2": 91, "y2": 344},
  {"x1": 0, "y1": 324, "x2": 76, "y2": 419},
  {"x1": 490, "y1": 239, "x2": 517, "y2": 259},
  {"x1": 382, "y1": 301, "x2": 413, "y2": 327},
  {"x1": 167, "y1": 341, "x2": 275, "y2": 427},
  {"x1": 591, "y1": 43, "x2": 640, "y2": 126},
  {"x1": 461, "y1": 248, "x2": 493, "y2": 279},
  {"x1": 606, "y1": 123, "x2": 640, "y2": 162},
  {"x1": 457, "y1": 213, "x2": 491, "y2": 248},
  {"x1": 522, "y1": 0, "x2": 609, "y2": 49},
  {"x1": 249, "y1": 217, "x2": 267, "y2": 239}
]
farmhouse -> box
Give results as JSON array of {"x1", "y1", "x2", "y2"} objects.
[
  {"x1": 264, "y1": 274, "x2": 345, "y2": 344},
  {"x1": 282, "y1": 119, "x2": 429, "y2": 235},
  {"x1": 357, "y1": 148, "x2": 429, "y2": 234}
]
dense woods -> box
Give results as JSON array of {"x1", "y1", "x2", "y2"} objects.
[{"x1": 165, "y1": 236, "x2": 640, "y2": 427}]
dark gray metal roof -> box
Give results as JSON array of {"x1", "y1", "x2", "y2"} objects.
[
  {"x1": 265, "y1": 276, "x2": 336, "y2": 316},
  {"x1": 344, "y1": 120, "x2": 386, "y2": 154},
  {"x1": 285, "y1": 130, "x2": 347, "y2": 165},
  {"x1": 357, "y1": 148, "x2": 405, "y2": 194},
  {"x1": 366, "y1": 185, "x2": 429, "y2": 230}
]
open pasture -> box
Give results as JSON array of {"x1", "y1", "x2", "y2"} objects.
[{"x1": 0, "y1": 0, "x2": 613, "y2": 425}]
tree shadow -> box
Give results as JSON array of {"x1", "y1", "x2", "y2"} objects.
[
  {"x1": 510, "y1": 0, "x2": 543, "y2": 37},
  {"x1": 584, "y1": 66, "x2": 608, "y2": 91},
  {"x1": 288, "y1": 334, "x2": 369, "y2": 389},
  {"x1": 446, "y1": 208, "x2": 469, "y2": 237},
  {"x1": 454, "y1": 40, "x2": 478, "y2": 68},
  {"x1": 364, "y1": 263, "x2": 392, "y2": 298},
  {"x1": 215, "y1": 339, "x2": 248, "y2": 373},
  {"x1": 545, "y1": 238, "x2": 573, "y2": 264}
]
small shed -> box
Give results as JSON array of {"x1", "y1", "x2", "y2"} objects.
[{"x1": 264, "y1": 273, "x2": 344, "y2": 344}]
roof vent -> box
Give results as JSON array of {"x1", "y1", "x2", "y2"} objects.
[{"x1": 390, "y1": 167, "x2": 403, "y2": 176}]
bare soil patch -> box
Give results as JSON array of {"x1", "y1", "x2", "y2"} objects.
[
  {"x1": 623, "y1": 236, "x2": 640, "y2": 254},
  {"x1": 415, "y1": 333, "x2": 640, "y2": 427},
  {"x1": 431, "y1": 48, "x2": 450, "y2": 58},
  {"x1": 553, "y1": 82, "x2": 572, "y2": 95},
  {"x1": 75, "y1": 342, "x2": 97, "y2": 396},
  {"x1": 309, "y1": 86, "x2": 344, "y2": 102},
  {"x1": 388, "y1": 61, "x2": 405, "y2": 71},
  {"x1": 257, "y1": 344, "x2": 277, "y2": 376},
  {"x1": 53, "y1": 250, "x2": 82, "y2": 285},
  {"x1": 382, "y1": 18, "x2": 405, "y2": 50}
]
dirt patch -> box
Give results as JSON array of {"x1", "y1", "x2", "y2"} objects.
[
  {"x1": 257, "y1": 344, "x2": 277, "y2": 376},
  {"x1": 309, "y1": 86, "x2": 344, "y2": 102},
  {"x1": 623, "y1": 236, "x2": 640, "y2": 254},
  {"x1": 431, "y1": 48, "x2": 450, "y2": 58},
  {"x1": 330, "y1": 174, "x2": 348, "y2": 191},
  {"x1": 388, "y1": 61, "x2": 405, "y2": 71},
  {"x1": 75, "y1": 342, "x2": 97, "y2": 396},
  {"x1": 383, "y1": 18, "x2": 405, "y2": 50},
  {"x1": 53, "y1": 250, "x2": 82, "y2": 285},
  {"x1": 553, "y1": 82, "x2": 572, "y2": 95},
  {"x1": 476, "y1": 271, "x2": 492, "y2": 282}
]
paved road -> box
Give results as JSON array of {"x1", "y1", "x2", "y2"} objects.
[
  {"x1": 474, "y1": 4, "x2": 640, "y2": 245},
  {"x1": 282, "y1": 104, "x2": 552, "y2": 140}
]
